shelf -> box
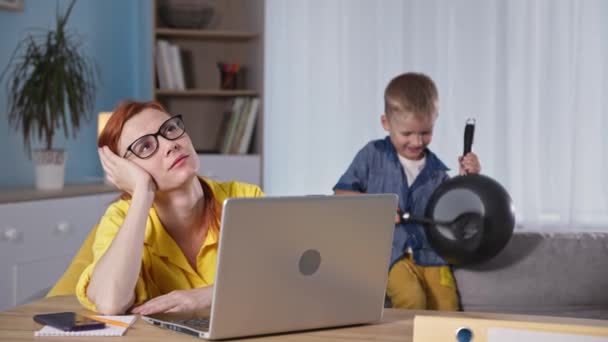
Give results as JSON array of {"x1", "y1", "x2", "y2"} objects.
[
  {"x1": 155, "y1": 89, "x2": 258, "y2": 97},
  {"x1": 155, "y1": 28, "x2": 258, "y2": 41},
  {"x1": 0, "y1": 182, "x2": 118, "y2": 204},
  {"x1": 153, "y1": 0, "x2": 264, "y2": 187},
  {"x1": 198, "y1": 153, "x2": 261, "y2": 157}
]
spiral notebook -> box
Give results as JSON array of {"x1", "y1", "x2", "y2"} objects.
[{"x1": 34, "y1": 315, "x2": 137, "y2": 337}]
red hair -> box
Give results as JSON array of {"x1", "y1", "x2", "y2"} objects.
[
  {"x1": 98, "y1": 100, "x2": 165, "y2": 152},
  {"x1": 99, "y1": 100, "x2": 221, "y2": 231}
]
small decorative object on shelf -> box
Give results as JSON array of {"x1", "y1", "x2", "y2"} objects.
[
  {"x1": 158, "y1": 0, "x2": 217, "y2": 29},
  {"x1": 217, "y1": 62, "x2": 240, "y2": 90}
]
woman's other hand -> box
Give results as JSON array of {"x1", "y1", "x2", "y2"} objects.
[
  {"x1": 99, "y1": 146, "x2": 156, "y2": 194},
  {"x1": 131, "y1": 286, "x2": 213, "y2": 315}
]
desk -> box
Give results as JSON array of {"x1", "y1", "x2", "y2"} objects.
[
  {"x1": 0, "y1": 296, "x2": 415, "y2": 341},
  {"x1": 1, "y1": 296, "x2": 607, "y2": 341}
]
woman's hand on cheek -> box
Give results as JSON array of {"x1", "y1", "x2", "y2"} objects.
[
  {"x1": 131, "y1": 286, "x2": 213, "y2": 316},
  {"x1": 98, "y1": 146, "x2": 157, "y2": 194}
]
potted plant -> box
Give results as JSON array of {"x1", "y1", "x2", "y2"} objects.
[{"x1": 0, "y1": 0, "x2": 98, "y2": 190}]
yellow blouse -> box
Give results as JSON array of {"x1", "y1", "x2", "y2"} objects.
[{"x1": 76, "y1": 178, "x2": 264, "y2": 311}]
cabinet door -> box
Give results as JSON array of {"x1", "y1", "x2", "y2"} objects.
[
  {"x1": 198, "y1": 154, "x2": 261, "y2": 186},
  {"x1": 0, "y1": 192, "x2": 118, "y2": 310},
  {"x1": 12, "y1": 256, "x2": 73, "y2": 305}
]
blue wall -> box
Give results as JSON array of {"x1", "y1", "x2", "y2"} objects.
[{"x1": 0, "y1": 0, "x2": 152, "y2": 188}]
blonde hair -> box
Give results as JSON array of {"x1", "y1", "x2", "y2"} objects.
[{"x1": 384, "y1": 72, "x2": 438, "y2": 118}]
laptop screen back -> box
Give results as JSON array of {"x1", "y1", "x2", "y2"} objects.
[{"x1": 208, "y1": 194, "x2": 397, "y2": 339}]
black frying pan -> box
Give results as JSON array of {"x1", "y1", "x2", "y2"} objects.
[
  {"x1": 401, "y1": 119, "x2": 515, "y2": 266},
  {"x1": 402, "y1": 174, "x2": 515, "y2": 266}
]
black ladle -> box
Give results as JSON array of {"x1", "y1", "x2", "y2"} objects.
[{"x1": 401, "y1": 212, "x2": 484, "y2": 240}]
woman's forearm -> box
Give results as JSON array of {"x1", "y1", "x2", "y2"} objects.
[{"x1": 87, "y1": 185, "x2": 154, "y2": 314}]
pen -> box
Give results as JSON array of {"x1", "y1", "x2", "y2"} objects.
[{"x1": 83, "y1": 315, "x2": 130, "y2": 328}]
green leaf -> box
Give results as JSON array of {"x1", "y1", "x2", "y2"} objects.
[{"x1": 0, "y1": 0, "x2": 98, "y2": 156}]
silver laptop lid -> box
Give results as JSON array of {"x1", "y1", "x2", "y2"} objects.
[{"x1": 208, "y1": 194, "x2": 398, "y2": 340}]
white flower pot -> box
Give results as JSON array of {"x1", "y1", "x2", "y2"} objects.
[{"x1": 33, "y1": 149, "x2": 67, "y2": 190}]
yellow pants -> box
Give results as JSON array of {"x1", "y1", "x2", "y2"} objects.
[{"x1": 386, "y1": 255, "x2": 459, "y2": 310}]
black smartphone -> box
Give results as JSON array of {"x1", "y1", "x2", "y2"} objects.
[{"x1": 33, "y1": 312, "x2": 106, "y2": 331}]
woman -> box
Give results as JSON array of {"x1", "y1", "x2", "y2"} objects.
[{"x1": 76, "y1": 100, "x2": 263, "y2": 315}]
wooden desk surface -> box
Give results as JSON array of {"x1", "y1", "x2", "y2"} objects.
[
  {"x1": 0, "y1": 296, "x2": 417, "y2": 341},
  {"x1": 1, "y1": 296, "x2": 607, "y2": 341}
]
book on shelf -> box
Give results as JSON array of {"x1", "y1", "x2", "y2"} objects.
[
  {"x1": 155, "y1": 39, "x2": 185, "y2": 90},
  {"x1": 215, "y1": 110, "x2": 233, "y2": 152},
  {"x1": 155, "y1": 40, "x2": 169, "y2": 89},
  {"x1": 217, "y1": 97, "x2": 259, "y2": 155},
  {"x1": 169, "y1": 44, "x2": 186, "y2": 90},
  {"x1": 220, "y1": 97, "x2": 245, "y2": 154},
  {"x1": 230, "y1": 98, "x2": 251, "y2": 153},
  {"x1": 238, "y1": 97, "x2": 260, "y2": 154}
]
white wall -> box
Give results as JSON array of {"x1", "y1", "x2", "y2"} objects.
[{"x1": 264, "y1": 0, "x2": 608, "y2": 229}]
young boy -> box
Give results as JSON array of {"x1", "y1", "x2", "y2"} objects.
[{"x1": 333, "y1": 72, "x2": 481, "y2": 310}]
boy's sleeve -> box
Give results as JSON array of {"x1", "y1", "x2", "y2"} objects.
[
  {"x1": 75, "y1": 202, "x2": 148, "y2": 312},
  {"x1": 333, "y1": 144, "x2": 372, "y2": 192}
]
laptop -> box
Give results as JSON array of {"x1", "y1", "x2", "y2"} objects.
[{"x1": 142, "y1": 194, "x2": 398, "y2": 340}]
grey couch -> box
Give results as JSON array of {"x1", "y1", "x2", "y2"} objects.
[{"x1": 453, "y1": 231, "x2": 608, "y2": 319}]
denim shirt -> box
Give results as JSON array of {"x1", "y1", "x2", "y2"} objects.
[{"x1": 334, "y1": 137, "x2": 450, "y2": 267}]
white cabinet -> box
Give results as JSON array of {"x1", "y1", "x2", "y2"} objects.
[
  {"x1": 0, "y1": 192, "x2": 118, "y2": 310},
  {"x1": 198, "y1": 154, "x2": 262, "y2": 187}
]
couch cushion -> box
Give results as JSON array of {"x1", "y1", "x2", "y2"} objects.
[{"x1": 453, "y1": 231, "x2": 608, "y2": 319}]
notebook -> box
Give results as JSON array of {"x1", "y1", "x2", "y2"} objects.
[{"x1": 34, "y1": 315, "x2": 137, "y2": 337}]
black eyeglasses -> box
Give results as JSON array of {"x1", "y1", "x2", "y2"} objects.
[{"x1": 123, "y1": 115, "x2": 186, "y2": 159}]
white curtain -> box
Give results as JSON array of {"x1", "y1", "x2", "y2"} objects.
[{"x1": 264, "y1": 0, "x2": 608, "y2": 230}]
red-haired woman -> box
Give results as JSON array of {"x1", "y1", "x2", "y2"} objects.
[{"x1": 76, "y1": 100, "x2": 263, "y2": 315}]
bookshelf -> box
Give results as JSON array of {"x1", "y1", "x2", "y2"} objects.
[
  {"x1": 156, "y1": 28, "x2": 258, "y2": 40},
  {"x1": 155, "y1": 89, "x2": 258, "y2": 97},
  {"x1": 152, "y1": 0, "x2": 264, "y2": 187}
]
